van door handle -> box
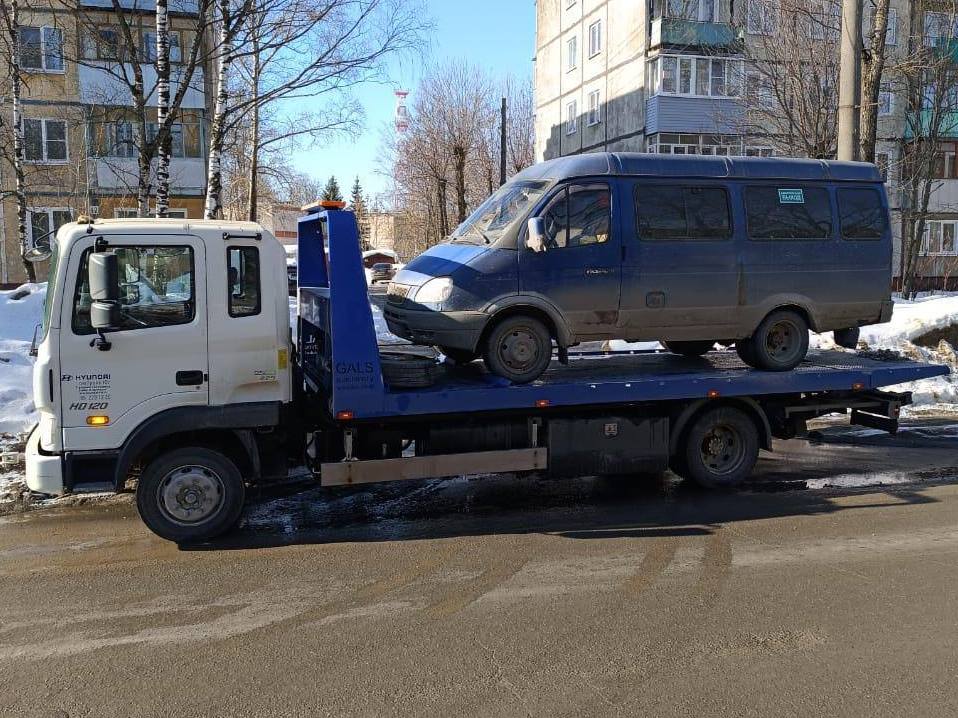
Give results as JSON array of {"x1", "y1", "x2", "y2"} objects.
[{"x1": 176, "y1": 370, "x2": 205, "y2": 386}]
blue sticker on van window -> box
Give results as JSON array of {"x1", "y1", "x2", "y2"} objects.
[{"x1": 778, "y1": 188, "x2": 804, "y2": 204}]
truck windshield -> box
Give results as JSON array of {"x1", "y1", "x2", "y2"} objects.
[
  {"x1": 451, "y1": 180, "x2": 549, "y2": 245},
  {"x1": 40, "y1": 239, "x2": 59, "y2": 340}
]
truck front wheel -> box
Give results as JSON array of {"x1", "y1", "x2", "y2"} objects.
[
  {"x1": 676, "y1": 407, "x2": 760, "y2": 488},
  {"x1": 136, "y1": 447, "x2": 246, "y2": 543}
]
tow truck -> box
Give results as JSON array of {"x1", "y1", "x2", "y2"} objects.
[{"x1": 25, "y1": 204, "x2": 949, "y2": 542}]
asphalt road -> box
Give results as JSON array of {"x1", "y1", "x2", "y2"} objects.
[{"x1": 2, "y1": 423, "x2": 958, "y2": 717}]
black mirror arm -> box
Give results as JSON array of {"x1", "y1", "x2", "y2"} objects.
[{"x1": 90, "y1": 330, "x2": 112, "y2": 351}]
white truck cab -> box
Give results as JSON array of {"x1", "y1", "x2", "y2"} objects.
[{"x1": 26, "y1": 218, "x2": 292, "y2": 505}]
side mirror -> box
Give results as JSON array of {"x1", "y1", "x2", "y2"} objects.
[
  {"x1": 526, "y1": 217, "x2": 547, "y2": 252},
  {"x1": 88, "y1": 251, "x2": 120, "y2": 333}
]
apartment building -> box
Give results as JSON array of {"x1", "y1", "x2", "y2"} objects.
[
  {"x1": 0, "y1": 0, "x2": 211, "y2": 285},
  {"x1": 534, "y1": 0, "x2": 958, "y2": 287}
]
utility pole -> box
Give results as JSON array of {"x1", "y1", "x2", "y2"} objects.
[
  {"x1": 499, "y1": 97, "x2": 507, "y2": 186},
  {"x1": 837, "y1": 0, "x2": 862, "y2": 161}
]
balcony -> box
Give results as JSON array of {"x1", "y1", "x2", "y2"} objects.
[
  {"x1": 649, "y1": 17, "x2": 743, "y2": 50},
  {"x1": 646, "y1": 94, "x2": 744, "y2": 135},
  {"x1": 904, "y1": 111, "x2": 958, "y2": 140}
]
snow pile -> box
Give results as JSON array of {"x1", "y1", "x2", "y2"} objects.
[{"x1": 0, "y1": 284, "x2": 44, "y2": 438}]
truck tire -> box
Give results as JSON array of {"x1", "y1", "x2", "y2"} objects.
[
  {"x1": 663, "y1": 340, "x2": 716, "y2": 357},
  {"x1": 678, "y1": 406, "x2": 760, "y2": 488},
  {"x1": 482, "y1": 315, "x2": 553, "y2": 384},
  {"x1": 136, "y1": 447, "x2": 246, "y2": 543},
  {"x1": 746, "y1": 310, "x2": 810, "y2": 371},
  {"x1": 438, "y1": 347, "x2": 478, "y2": 364}
]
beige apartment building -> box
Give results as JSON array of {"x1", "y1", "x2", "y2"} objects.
[
  {"x1": 534, "y1": 0, "x2": 958, "y2": 288},
  {"x1": 0, "y1": 0, "x2": 212, "y2": 286}
]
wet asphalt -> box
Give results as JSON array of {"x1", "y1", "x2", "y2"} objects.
[{"x1": 2, "y1": 420, "x2": 958, "y2": 717}]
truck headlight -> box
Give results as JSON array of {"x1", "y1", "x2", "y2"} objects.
[{"x1": 415, "y1": 277, "x2": 453, "y2": 304}]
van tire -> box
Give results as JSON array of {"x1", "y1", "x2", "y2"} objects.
[
  {"x1": 136, "y1": 447, "x2": 245, "y2": 543},
  {"x1": 439, "y1": 347, "x2": 478, "y2": 364},
  {"x1": 735, "y1": 338, "x2": 756, "y2": 366},
  {"x1": 663, "y1": 340, "x2": 716, "y2": 357},
  {"x1": 483, "y1": 315, "x2": 552, "y2": 384},
  {"x1": 678, "y1": 407, "x2": 759, "y2": 488},
  {"x1": 746, "y1": 310, "x2": 810, "y2": 371}
]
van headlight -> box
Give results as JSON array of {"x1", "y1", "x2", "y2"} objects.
[{"x1": 415, "y1": 277, "x2": 453, "y2": 304}]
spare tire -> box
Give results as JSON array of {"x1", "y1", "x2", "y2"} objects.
[{"x1": 379, "y1": 351, "x2": 439, "y2": 388}]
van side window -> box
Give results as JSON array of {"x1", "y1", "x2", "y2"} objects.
[
  {"x1": 541, "y1": 183, "x2": 610, "y2": 249},
  {"x1": 228, "y1": 246, "x2": 261, "y2": 317},
  {"x1": 838, "y1": 188, "x2": 887, "y2": 240},
  {"x1": 72, "y1": 245, "x2": 194, "y2": 335},
  {"x1": 745, "y1": 186, "x2": 832, "y2": 240},
  {"x1": 635, "y1": 184, "x2": 731, "y2": 240}
]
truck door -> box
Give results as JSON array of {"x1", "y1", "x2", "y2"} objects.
[
  {"x1": 58, "y1": 234, "x2": 209, "y2": 451},
  {"x1": 519, "y1": 181, "x2": 621, "y2": 337}
]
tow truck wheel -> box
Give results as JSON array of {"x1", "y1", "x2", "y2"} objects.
[
  {"x1": 678, "y1": 407, "x2": 759, "y2": 488},
  {"x1": 482, "y1": 315, "x2": 553, "y2": 384},
  {"x1": 136, "y1": 447, "x2": 245, "y2": 543}
]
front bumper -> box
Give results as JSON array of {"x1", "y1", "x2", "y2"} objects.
[
  {"x1": 25, "y1": 424, "x2": 65, "y2": 495},
  {"x1": 383, "y1": 304, "x2": 488, "y2": 351}
]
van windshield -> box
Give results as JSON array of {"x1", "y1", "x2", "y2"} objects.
[{"x1": 451, "y1": 180, "x2": 549, "y2": 245}]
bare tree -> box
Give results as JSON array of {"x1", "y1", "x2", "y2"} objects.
[{"x1": 860, "y1": 0, "x2": 893, "y2": 162}]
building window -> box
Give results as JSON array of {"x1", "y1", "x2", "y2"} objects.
[
  {"x1": 566, "y1": 100, "x2": 577, "y2": 134},
  {"x1": 648, "y1": 133, "x2": 742, "y2": 155},
  {"x1": 923, "y1": 221, "x2": 958, "y2": 256},
  {"x1": 588, "y1": 20, "x2": 602, "y2": 57},
  {"x1": 89, "y1": 27, "x2": 128, "y2": 61},
  {"x1": 747, "y1": 0, "x2": 778, "y2": 35},
  {"x1": 886, "y1": 8, "x2": 898, "y2": 46},
  {"x1": 808, "y1": 0, "x2": 839, "y2": 40},
  {"x1": 655, "y1": 0, "x2": 716, "y2": 22},
  {"x1": 587, "y1": 90, "x2": 601, "y2": 125},
  {"x1": 745, "y1": 146, "x2": 774, "y2": 157},
  {"x1": 933, "y1": 150, "x2": 956, "y2": 179},
  {"x1": 28, "y1": 208, "x2": 72, "y2": 249},
  {"x1": 874, "y1": 151, "x2": 891, "y2": 182},
  {"x1": 746, "y1": 72, "x2": 775, "y2": 109},
  {"x1": 142, "y1": 30, "x2": 182, "y2": 63},
  {"x1": 924, "y1": 12, "x2": 958, "y2": 47},
  {"x1": 20, "y1": 26, "x2": 63, "y2": 72},
  {"x1": 23, "y1": 118, "x2": 67, "y2": 163},
  {"x1": 567, "y1": 36, "x2": 578, "y2": 71},
  {"x1": 114, "y1": 207, "x2": 188, "y2": 218},
  {"x1": 878, "y1": 82, "x2": 893, "y2": 115},
  {"x1": 650, "y1": 55, "x2": 742, "y2": 98}
]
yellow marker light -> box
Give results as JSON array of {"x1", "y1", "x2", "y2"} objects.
[
  {"x1": 86, "y1": 415, "x2": 110, "y2": 426},
  {"x1": 278, "y1": 348, "x2": 288, "y2": 370}
]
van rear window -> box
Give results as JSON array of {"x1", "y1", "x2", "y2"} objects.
[
  {"x1": 745, "y1": 186, "x2": 832, "y2": 240},
  {"x1": 838, "y1": 188, "x2": 887, "y2": 240},
  {"x1": 635, "y1": 184, "x2": 731, "y2": 240}
]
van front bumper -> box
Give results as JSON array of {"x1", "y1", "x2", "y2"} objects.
[
  {"x1": 383, "y1": 304, "x2": 488, "y2": 351},
  {"x1": 25, "y1": 424, "x2": 65, "y2": 495}
]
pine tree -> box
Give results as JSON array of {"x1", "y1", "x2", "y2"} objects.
[
  {"x1": 349, "y1": 176, "x2": 371, "y2": 250},
  {"x1": 322, "y1": 176, "x2": 343, "y2": 202}
]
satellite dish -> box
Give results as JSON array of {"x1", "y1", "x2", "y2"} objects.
[{"x1": 24, "y1": 243, "x2": 52, "y2": 263}]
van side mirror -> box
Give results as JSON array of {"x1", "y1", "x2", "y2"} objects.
[
  {"x1": 526, "y1": 217, "x2": 547, "y2": 252},
  {"x1": 88, "y1": 251, "x2": 120, "y2": 334}
]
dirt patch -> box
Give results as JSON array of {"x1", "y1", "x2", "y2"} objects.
[{"x1": 914, "y1": 324, "x2": 958, "y2": 349}]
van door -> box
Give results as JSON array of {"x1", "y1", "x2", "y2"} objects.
[
  {"x1": 519, "y1": 181, "x2": 621, "y2": 338},
  {"x1": 58, "y1": 234, "x2": 208, "y2": 452},
  {"x1": 621, "y1": 181, "x2": 740, "y2": 338}
]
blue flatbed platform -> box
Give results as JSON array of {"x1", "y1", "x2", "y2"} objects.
[{"x1": 295, "y1": 208, "x2": 949, "y2": 422}]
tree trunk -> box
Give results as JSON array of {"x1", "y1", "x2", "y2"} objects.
[
  {"x1": 859, "y1": 0, "x2": 890, "y2": 163},
  {"x1": 436, "y1": 176, "x2": 449, "y2": 240},
  {"x1": 453, "y1": 145, "x2": 467, "y2": 224},
  {"x1": 247, "y1": 39, "x2": 261, "y2": 222},
  {"x1": 204, "y1": 0, "x2": 231, "y2": 219},
  {"x1": 7, "y1": 1, "x2": 33, "y2": 281},
  {"x1": 155, "y1": 0, "x2": 171, "y2": 216}
]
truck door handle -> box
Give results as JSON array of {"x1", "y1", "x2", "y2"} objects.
[{"x1": 176, "y1": 370, "x2": 205, "y2": 386}]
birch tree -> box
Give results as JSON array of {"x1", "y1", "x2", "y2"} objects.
[
  {"x1": 154, "y1": 0, "x2": 171, "y2": 216},
  {"x1": 0, "y1": 0, "x2": 33, "y2": 280}
]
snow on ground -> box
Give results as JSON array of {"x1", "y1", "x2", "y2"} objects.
[{"x1": 0, "y1": 284, "x2": 44, "y2": 439}]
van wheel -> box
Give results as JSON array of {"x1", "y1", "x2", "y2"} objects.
[
  {"x1": 747, "y1": 310, "x2": 810, "y2": 371},
  {"x1": 136, "y1": 447, "x2": 245, "y2": 543},
  {"x1": 483, "y1": 315, "x2": 552, "y2": 383},
  {"x1": 735, "y1": 338, "x2": 756, "y2": 366},
  {"x1": 438, "y1": 347, "x2": 478, "y2": 364},
  {"x1": 678, "y1": 407, "x2": 759, "y2": 488},
  {"x1": 663, "y1": 340, "x2": 716, "y2": 357}
]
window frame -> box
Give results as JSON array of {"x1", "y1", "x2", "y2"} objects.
[
  {"x1": 744, "y1": 184, "x2": 835, "y2": 241},
  {"x1": 71, "y1": 244, "x2": 197, "y2": 336},
  {"x1": 587, "y1": 89, "x2": 601, "y2": 125},
  {"x1": 922, "y1": 220, "x2": 958, "y2": 256},
  {"x1": 567, "y1": 35, "x2": 578, "y2": 71},
  {"x1": 588, "y1": 20, "x2": 602, "y2": 57},
  {"x1": 747, "y1": 0, "x2": 778, "y2": 35},
  {"x1": 878, "y1": 81, "x2": 894, "y2": 116},
  {"x1": 27, "y1": 207, "x2": 72, "y2": 249},
  {"x1": 650, "y1": 54, "x2": 743, "y2": 98},
  {"x1": 19, "y1": 25, "x2": 64, "y2": 73},
  {"x1": 22, "y1": 117, "x2": 68, "y2": 164},
  {"x1": 535, "y1": 182, "x2": 612, "y2": 251},
  {"x1": 634, "y1": 182, "x2": 733, "y2": 242},
  {"x1": 227, "y1": 246, "x2": 262, "y2": 318},
  {"x1": 566, "y1": 100, "x2": 578, "y2": 134}
]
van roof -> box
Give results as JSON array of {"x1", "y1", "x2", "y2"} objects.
[{"x1": 515, "y1": 152, "x2": 882, "y2": 183}]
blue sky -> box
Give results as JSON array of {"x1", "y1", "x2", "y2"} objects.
[{"x1": 288, "y1": 0, "x2": 537, "y2": 203}]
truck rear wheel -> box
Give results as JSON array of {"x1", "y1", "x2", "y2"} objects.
[
  {"x1": 136, "y1": 447, "x2": 245, "y2": 543},
  {"x1": 677, "y1": 407, "x2": 759, "y2": 488},
  {"x1": 482, "y1": 315, "x2": 553, "y2": 383}
]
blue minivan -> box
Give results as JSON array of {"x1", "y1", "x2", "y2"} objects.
[{"x1": 385, "y1": 153, "x2": 893, "y2": 383}]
